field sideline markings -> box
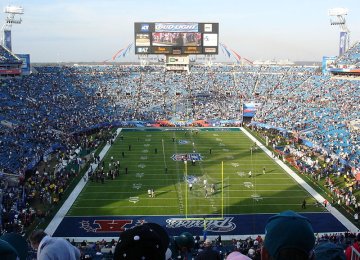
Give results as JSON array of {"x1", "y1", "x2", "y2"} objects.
[
  {"x1": 67, "y1": 211, "x2": 326, "y2": 217},
  {"x1": 172, "y1": 131, "x2": 185, "y2": 214},
  {"x1": 44, "y1": 128, "x2": 123, "y2": 235},
  {"x1": 161, "y1": 138, "x2": 167, "y2": 170},
  {"x1": 240, "y1": 127, "x2": 358, "y2": 232},
  {"x1": 83, "y1": 176, "x2": 293, "y2": 183},
  {"x1": 78, "y1": 195, "x2": 309, "y2": 201},
  {"x1": 70, "y1": 202, "x2": 310, "y2": 210},
  {"x1": 82, "y1": 189, "x2": 306, "y2": 193}
]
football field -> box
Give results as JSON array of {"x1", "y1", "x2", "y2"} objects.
[
  {"x1": 51, "y1": 127, "x2": 351, "y2": 238},
  {"x1": 68, "y1": 128, "x2": 322, "y2": 217}
]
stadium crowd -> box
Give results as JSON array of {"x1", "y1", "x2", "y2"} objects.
[
  {"x1": 334, "y1": 42, "x2": 360, "y2": 68},
  {"x1": 2, "y1": 210, "x2": 360, "y2": 259},
  {"x1": 1, "y1": 41, "x2": 360, "y2": 259}
]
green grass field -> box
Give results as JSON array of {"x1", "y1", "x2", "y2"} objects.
[{"x1": 67, "y1": 128, "x2": 322, "y2": 217}]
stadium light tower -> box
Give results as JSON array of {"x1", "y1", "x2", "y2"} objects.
[
  {"x1": 1, "y1": 5, "x2": 24, "y2": 51},
  {"x1": 328, "y1": 7, "x2": 350, "y2": 56}
]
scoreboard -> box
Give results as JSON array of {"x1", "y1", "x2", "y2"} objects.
[{"x1": 134, "y1": 22, "x2": 219, "y2": 55}]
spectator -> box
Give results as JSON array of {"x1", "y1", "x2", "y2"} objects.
[
  {"x1": 345, "y1": 233, "x2": 360, "y2": 260},
  {"x1": 29, "y1": 229, "x2": 80, "y2": 260},
  {"x1": 195, "y1": 238, "x2": 221, "y2": 260},
  {"x1": 314, "y1": 242, "x2": 345, "y2": 260},
  {"x1": 113, "y1": 223, "x2": 170, "y2": 260},
  {"x1": 170, "y1": 232, "x2": 195, "y2": 260},
  {"x1": 226, "y1": 251, "x2": 251, "y2": 260},
  {"x1": 0, "y1": 232, "x2": 28, "y2": 260},
  {"x1": 261, "y1": 210, "x2": 315, "y2": 260}
]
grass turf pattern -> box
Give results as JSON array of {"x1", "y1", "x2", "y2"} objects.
[{"x1": 67, "y1": 128, "x2": 322, "y2": 217}]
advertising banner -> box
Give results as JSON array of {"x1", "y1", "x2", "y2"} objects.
[
  {"x1": 243, "y1": 102, "x2": 261, "y2": 117},
  {"x1": 339, "y1": 31, "x2": 347, "y2": 56},
  {"x1": 322, "y1": 56, "x2": 337, "y2": 75},
  {"x1": 203, "y1": 34, "x2": 218, "y2": 46},
  {"x1": 155, "y1": 23, "x2": 198, "y2": 32},
  {"x1": 16, "y1": 54, "x2": 31, "y2": 74},
  {"x1": 4, "y1": 30, "x2": 12, "y2": 50},
  {"x1": 134, "y1": 22, "x2": 219, "y2": 55}
]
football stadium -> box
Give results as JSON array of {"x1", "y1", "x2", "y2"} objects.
[{"x1": 1, "y1": 2, "x2": 360, "y2": 260}]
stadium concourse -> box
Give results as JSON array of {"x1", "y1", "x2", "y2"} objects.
[{"x1": 0, "y1": 42, "x2": 360, "y2": 258}]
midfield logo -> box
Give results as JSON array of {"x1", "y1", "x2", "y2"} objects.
[
  {"x1": 185, "y1": 175, "x2": 199, "y2": 184},
  {"x1": 171, "y1": 153, "x2": 202, "y2": 161},
  {"x1": 178, "y1": 140, "x2": 190, "y2": 145}
]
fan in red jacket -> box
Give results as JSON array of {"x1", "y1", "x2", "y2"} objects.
[{"x1": 345, "y1": 233, "x2": 360, "y2": 260}]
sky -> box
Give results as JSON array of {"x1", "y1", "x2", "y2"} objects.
[{"x1": 1, "y1": 0, "x2": 360, "y2": 63}]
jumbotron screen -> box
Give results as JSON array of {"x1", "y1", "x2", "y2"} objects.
[{"x1": 134, "y1": 22, "x2": 219, "y2": 55}]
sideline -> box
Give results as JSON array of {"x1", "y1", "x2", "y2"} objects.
[
  {"x1": 45, "y1": 128, "x2": 122, "y2": 235},
  {"x1": 240, "y1": 127, "x2": 358, "y2": 232}
]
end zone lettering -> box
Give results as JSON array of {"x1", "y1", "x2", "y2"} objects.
[{"x1": 166, "y1": 217, "x2": 236, "y2": 232}]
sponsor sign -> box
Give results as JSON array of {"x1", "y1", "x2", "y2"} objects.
[
  {"x1": 204, "y1": 47, "x2": 217, "y2": 53},
  {"x1": 204, "y1": 24, "x2": 213, "y2": 32},
  {"x1": 203, "y1": 34, "x2": 218, "y2": 46},
  {"x1": 339, "y1": 31, "x2": 347, "y2": 56},
  {"x1": 4, "y1": 30, "x2": 12, "y2": 50},
  {"x1": 155, "y1": 23, "x2": 198, "y2": 32},
  {"x1": 184, "y1": 46, "x2": 202, "y2": 54},
  {"x1": 172, "y1": 49, "x2": 182, "y2": 55},
  {"x1": 16, "y1": 54, "x2": 30, "y2": 72},
  {"x1": 134, "y1": 22, "x2": 218, "y2": 55},
  {"x1": 153, "y1": 46, "x2": 171, "y2": 54},
  {"x1": 243, "y1": 102, "x2": 262, "y2": 117},
  {"x1": 136, "y1": 47, "x2": 150, "y2": 54},
  {"x1": 322, "y1": 56, "x2": 337, "y2": 75},
  {"x1": 135, "y1": 33, "x2": 150, "y2": 46},
  {"x1": 140, "y1": 24, "x2": 150, "y2": 32}
]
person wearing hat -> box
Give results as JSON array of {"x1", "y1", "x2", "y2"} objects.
[
  {"x1": 29, "y1": 229, "x2": 80, "y2": 260},
  {"x1": 314, "y1": 242, "x2": 345, "y2": 260},
  {"x1": 261, "y1": 210, "x2": 316, "y2": 260},
  {"x1": 113, "y1": 223, "x2": 170, "y2": 260},
  {"x1": 345, "y1": 233, "x2": 360, "y2": 260},
  {"x1": 0, "y1": 233, "x2": 28, "y2": 260},
  {"x1": 169, "y1": 232, "x2": 195, "y2": 259},
  {"x1": 226, "y1": 251, "x2": 251, "y2": 260},
  {"x1": 195, "y1": 238, "x2": 221, "y2": 260}
]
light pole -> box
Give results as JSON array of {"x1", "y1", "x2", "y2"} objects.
[
  {"x1": 328, "y1": 8, "x2": 350, "y2": 56},
  {"x1": 1, "y1": 5, "x2": 24, "y2": 50}
]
